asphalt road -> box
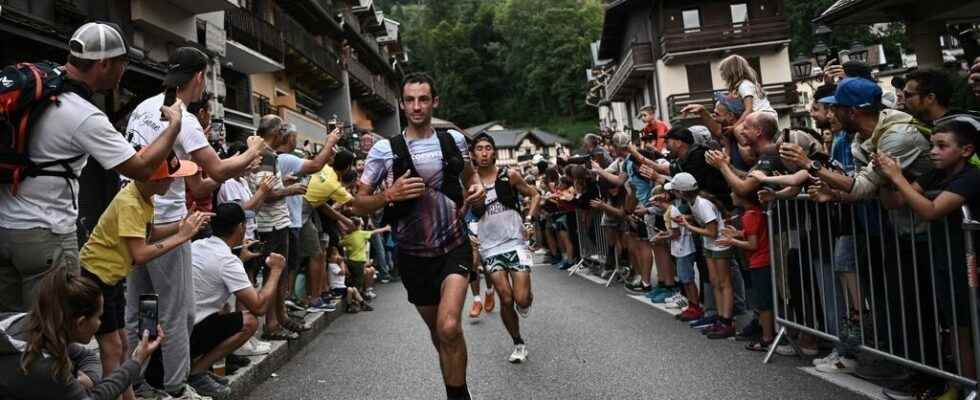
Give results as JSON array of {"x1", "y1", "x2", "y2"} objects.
[{"x1": 246, "y1": 263, "x2": 866, "y2": 400}]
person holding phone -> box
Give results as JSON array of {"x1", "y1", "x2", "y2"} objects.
[
  {"x1": 0, "y1": 264, "x2": 165, "y2": 400},
  {"x1": 78, "y1": 151, "x2": 207, "y2": 400},
  {"x1": 190, "y1": 203, "x2": 287, "y2": 397}
]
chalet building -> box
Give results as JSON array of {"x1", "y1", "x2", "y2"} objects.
[
  {"x1": 590, "y1": 0, "x2": 799, "y2": 131},
  {"x1": 466, "y1": 122, "x2": 571, "y2": 166}
]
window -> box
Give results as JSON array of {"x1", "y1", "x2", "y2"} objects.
[
  {"x1": 730, "y1": 3, "x2": 748, "y2": 27},
  {"x1": 685, "y1": 63, "x2": 712, "y2": 94},
  {"x1": 682, "y1": 9, "x2": 701, "y2": 32},
  {"x1": 748, "y1": 56, "x2": 763, "y2": 83}
]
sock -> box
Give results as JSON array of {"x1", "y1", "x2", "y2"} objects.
[
  {"x1": 446, "y1": 384, "x2": 470, "y2": 400},
  {"x1": 473, "y1": 295, "x2": 482, "y2": 303},
  {"x1": 485, "y1": 287, "x2": 494, "y2": 296},
  {"x1": 513, "y1": 336, "x2": 525, "y2": 345}
]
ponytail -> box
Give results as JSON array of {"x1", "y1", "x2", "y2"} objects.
[{"x1": 20, "y1": 263, "x2": 101, "y2": 382}]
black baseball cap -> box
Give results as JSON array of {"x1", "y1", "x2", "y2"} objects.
[{"x1": 163, "y1": 47, "x2": 209, "y2": 88}]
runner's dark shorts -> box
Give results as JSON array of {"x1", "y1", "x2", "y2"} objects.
[
  {"x1": 397, "y1": 241, "x2": 473, "y2": 306},
  {"x1": 190, "y1": 312, "x2": 244, "y2": 359},
  {"x1": 82, "y1": 267, "x2": 125, "y2": 335},
  {"x1": 749, "y1": 266, "x2": 774, "y2": 312}
]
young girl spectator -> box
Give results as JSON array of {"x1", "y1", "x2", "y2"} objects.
[
  {"x1": 717, "y1": 191, "x2": 772, "y2": 351},
  {"x1": 0, "y1": 265, "x2": 164, "y2": 400},
  {"x1": 669, "y1": 173, "x2": 736, "y2": 339},
  {"x1": 327, "y1": 246, "x2": 372, "y2": 313},
  {"x1": 655, "y1": 192, "x2": 701, "y2": 321},
  {"x1": 720, "y1": 55, "x2": 776, "y2": 123}
]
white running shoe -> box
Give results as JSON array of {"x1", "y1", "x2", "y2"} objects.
[
  {"x1": 664, "y1": 294, "x2": 688, "y2": 309},
  {"x1": 364, "y1": 289, "x2": 377, "y2": 300},
  {"x1": 516, "y1": 305, "x2": 531, "y2": 318},
  {"x1": 812, "y1": 350, "x2": 840, "y2": 366},
  {"x1": 234, "y1": 336, "x2": 272, "y2": 356},
  {"x1": 815, "y1": 356, "x2": 857, "y2": 374},
  {"x1": 508, "y1": 344, "x2": 528, "y2": 363}
]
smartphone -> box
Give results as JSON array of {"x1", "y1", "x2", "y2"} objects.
[
  {"x1": 138, "y1": 294, "x2": 159, "y2": 340},
  {"x1": 161, "y1": 88, "x2": 177, "y2": 121}
]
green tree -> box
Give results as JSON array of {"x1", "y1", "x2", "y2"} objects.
[{"x1": 785, "y1": 0, "x2": 906, "y2": 68}]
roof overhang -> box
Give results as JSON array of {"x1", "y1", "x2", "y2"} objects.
[
  {"x1": 814, "y1": 0, "x2": 980, "y2": 25},
  {"x1": 662, "y1": 40, "x2": 790, "y2": 65},
  {"x1": 597, "y1": 0, "x2": 644, "y2": 60}
]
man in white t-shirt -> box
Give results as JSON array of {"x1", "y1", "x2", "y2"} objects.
[
  {"x1": 122, "y1": 47, "x2": 264, "y2": 398},
  {"x1": 0, "y1": 23, "x2": 189, "y2": 312},
  {"x1": 189, "y1": 203, "x2": 285, "y2": 398}
]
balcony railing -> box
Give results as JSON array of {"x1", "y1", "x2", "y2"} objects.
[
  {"x1": 605, "y1": 42, "x2": 655, "y2": 101},
  {"x1": 660, "y1": 17, "x2": 790, "y2": 56},
  {"x1": 276, "y1": 0, "x2": 342, "y2": 35},
  {"x1": 346, "y1": 57, "x2": 397, "y2": 111},
  {"x1": 225, "y1": 6, "x2": 285, "y2": 64},
  {"x1": 666, "y1": 82, "x2": 799, "y2": 120},
  {"x1": 279, "y1": 11, "x2": 342, "y2": 81}
]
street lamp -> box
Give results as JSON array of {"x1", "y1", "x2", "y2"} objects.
[
  {"x1": 850, "y1": 42, "x2": 868, "y2": 63},
  {"x1": 792, "y1": 57, "x2": 814, "y2": 81},
  {"x1": 812, "y1": 25, "x2": 832, "y2": 67}
]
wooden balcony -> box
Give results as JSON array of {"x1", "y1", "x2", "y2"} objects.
[
  {"x1": 276, "y1": 0, "x2": 342, "y2": 35},
  {"x1": 666, "y1": 82, "x2": 799, "y2": 121},
  {"x1": 660, "y1": 17, "x2": 790, "y2": 63},
  {"x1": 347, "y1": 57, "x2": 397, "y2": 113},
  {"x1": 605, "y1": 42, "x2": 655, "y2": 102},
  {"x1": 225, "y1": 6, "x2": 285, "y2": 65},
  {"x1": 280, "y1": 11, "x2": 343, "y2": 86}
]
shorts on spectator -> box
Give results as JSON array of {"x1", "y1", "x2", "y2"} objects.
[
  {"x1": 330, "y1": 287, "x2": 348, "y2": 298},
  {"x1": 626, "y1": 216, "x2": 648, "y2": 240},
  {"x1": 190, "y1": 312, "x2": 244, "y2": 360},
  {"x1": 397, "y1": 241, "x2": 472, "y2": 306},
  {"x1": 483, "y1": 248, "x2": 532, "y2": 274},
  {"x1": 833, "y1": 236, "x2": 857, "y2": 273},
  {"x1": 550, "y1": 213, "x2": 571, "y2": 232},
  {"x1": 300, "y1": 219, "x2": 322, "y2": 260},
  {"x1": 675, "y1": 253, "x2": 697, "y2": 284},
  {"x1": 346, "y1": 260, "x2": 365, "y2": 290},
  {"x1": 258, "y1": 227, "x2": 290, "y2": 283},
  {"x1": 749, "y1": 266, "x2": 774, "y2": 312},
  {"x1": 81, "y1": 267, "x2": 125, "y2": 335},
  {"x1": 703, "y1": 247, "x2": 734, "y2": 259}
]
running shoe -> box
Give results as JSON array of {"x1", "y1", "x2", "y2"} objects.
[
  {"x1": 707, "y1": 323, "x2": 735, "y2": 339},
  {"x1": 508, "y1": 344, "x2": 528, "y2": 363},
  {"x1": 678, "y1": 306, "x2": 703, "y2": 322},
  {"x1": 812, "y1": 351, "x2": 840, "y2": 367},
  {"x1": 307, "y1": 298, "x2": 337, "y2": 313},
  {"x1": 364, "y1": 289, "x2": 377, "y2": 300},
  {"x1": 469, "y1": 301, "x2": 482, "y2": 318},
  {"x1": 624, "y1": 282, "x2": 652, "y2": 294},
  {"x1": 484, "y1": 293, "x2": 495, "y2": 313},
  {"x1": 689, "y1": 314, "x2": 717, "y2": 329},
  {"x1": 233, "y1": 336, "x2": 271, "y2": 357},
  {"x1": 284, "y1": 299, "x2": 307, "y2": 312},
  {"x1": 665, "y1": 295, "x2": 688, "y2": 309},
  {"x1": 650, "y1": 289, "x2": 677, "y2": 304}
]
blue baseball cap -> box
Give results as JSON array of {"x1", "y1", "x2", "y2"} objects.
[{"x1": 820, "y1": 78, "x2": 882, "y2": 108}]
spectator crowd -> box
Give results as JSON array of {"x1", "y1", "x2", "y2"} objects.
[
  {"x1": 521, "y1": 53, "x2": 980, "y2": 399},
  {"x1": 2, "y1": 20, "x2": 980, "y2": 400}
]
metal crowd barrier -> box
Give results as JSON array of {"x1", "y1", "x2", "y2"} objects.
[
  {"x1": 567, "y1": 209, "x2": 623, "y2": 287},
  {"x1": 763, "y1": 195, "x2": 980, "y2": 393}
]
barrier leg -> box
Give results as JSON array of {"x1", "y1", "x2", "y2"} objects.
[{"x1": 763, "y1": 325, "x2": 803, "y2": 364}]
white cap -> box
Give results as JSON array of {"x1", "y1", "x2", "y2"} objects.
[
  {"x1": 664, "y1": 172, "x2": 698, "y2": 192},
  {"x1": 69, "y1": 22, "x2": 128, "y2": 60},
  {"x1": 532, "y1": 154, "x2": 545, "y2": 164}
]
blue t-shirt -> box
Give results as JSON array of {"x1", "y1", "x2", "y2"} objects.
[
  {"x1": 277, "y1": 153, "x2": 306, "y2": 229},
  {"x1": 830, "y1": 131, "x2": 855, "y2": 174},
  {"x1": 624, "y1": 155, "x2": 653, "y2": 206},
  {"x1": 360, "y1": 129, "x2": 470, "y2": 257}
]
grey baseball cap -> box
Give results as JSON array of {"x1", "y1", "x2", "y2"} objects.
[{"x1": 69, "y1": 22, "x2": 128, "y2": 60}]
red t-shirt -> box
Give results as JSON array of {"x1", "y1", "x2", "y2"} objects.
[
  {"x1": 742, "y1": 208, "x2": 769, "y2": 269},
  {"x1": 642, "y1": 120, "x2": 670, "y2": 152}
]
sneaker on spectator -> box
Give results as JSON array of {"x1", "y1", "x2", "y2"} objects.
[
  {"x1": 364, "y1": 289, "x2": 377, "y2": 300},
  {"x1": 812, "y1": 351, "x2": 840, "y2": 367},
  {"x1": 816, "y1": 356, "x2": 857, "y2": 374},
  {"x1": 678, "y1": 306, "x2": 703, "y2": 322},
  {"x1": 380, "y1": 277, "x2": 391, "y2": 284},
  {"x1": 775, "y1": 344, "x2": 819, "y2": 357},
  {"x1": 234, "y1": 336, "x2": 272, "y2": 357},
  {"x1": 689, "y1": 314, "x2": 716, "y2": 329},
  {"x1": 665, "y1": 295, "x2": 688, "y2": 309},
  {"x1": 169, "y1": 384, "x2": 214, "y2": 400},
  {"x1": 707, "y1": 323, "x2": 735, "y2": 339},
  {"x1": 135, "y1": 383, "x2": 172, "y2": 400},
  {"x1": 650, "y1": 289, "x2": 676, "y2": 304},
  {"x1": 625, "y1": 281, "x2": 652, "y2": 294},
  {"x1": 735, "y1": 319, "x2": 761, "y2": 342},
  {"x1": 307, "y1": 298, "x2": 337, "y2": 313},
  {"x1": 508, "y1": 344, "x2": 528, "y2": 363},
  {"x1": 284, "y1": 299, "x2": 306, "y2": 312},
  {"x1": 187, "y1": 373, "x2": 228, "y2": 399},
  {"x1": 207, "y1": 372, "x2": 229, "y2": 386},
  {"x1": 701, "y1": 321, "x2": 724, "y2": 335},
  {"x1": 469, "y1": 301, "x2": 482, "y2": 318},
  {"x1": 645, "y1": 286, "x2": 666, "y2": 299}
]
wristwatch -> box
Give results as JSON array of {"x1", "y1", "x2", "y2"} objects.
[{"x1": 807, "y1": 160, "x2": 823, "y2": 175}]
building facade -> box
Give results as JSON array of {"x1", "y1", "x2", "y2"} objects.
[
  {"x1": 590, "y1": 0, "x2": 799, "y2": 131},
  {"x1": 465, "y1": 122, "x2": 571, "y2": 166}
]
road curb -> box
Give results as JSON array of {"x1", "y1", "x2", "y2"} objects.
[{"x1": 225, "y1": 306, "x2": 344, "y2": 398}]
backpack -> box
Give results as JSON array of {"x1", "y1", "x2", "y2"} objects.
[
  {"x1": 0, "y1": 62, "x2": 86, "y2": 194},
  {"x1": 472, "y1": 166, "x2": 520, "y2": 219},
  {"x1": 382, "y1": 129, "x2": 465, "y2": 226}
]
